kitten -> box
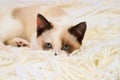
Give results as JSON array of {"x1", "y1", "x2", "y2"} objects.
[{"x1": 0, "y1": 5, "x2": 86, "y2": 55}]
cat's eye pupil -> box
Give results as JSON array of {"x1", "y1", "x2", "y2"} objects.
[
  {"x1": 46, "y1": 43, "x2": 52, "y2": 48},
  {"x1": 62, "y1": 44, "x2": 69, "y2": 50},
  {"x1": 43, "y1": 42, "x2": 53, "y2": 50}
]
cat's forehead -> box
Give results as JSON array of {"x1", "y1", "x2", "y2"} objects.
[
  {"x1": 40, "y1": 27, "x2": 66, "y2": 42},
  {"x1": 42, "y1": 27, "x2": 75, "y2": 42}
]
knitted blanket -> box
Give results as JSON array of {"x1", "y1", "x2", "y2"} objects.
[{"x1": 0, "y1": 0, "x2": 120, "y2": 80}]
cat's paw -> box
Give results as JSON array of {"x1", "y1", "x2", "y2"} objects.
[
  {"x1": 16, "y1": 39, "x2": 29, "y2": 47},
  {"x1": 6, "y1": 37, "x2": 30, "y2": 47}
]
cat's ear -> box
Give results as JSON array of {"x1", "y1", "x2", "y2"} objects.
[
  {"x1": 68, "y1": 22, "x2": 87, "y2": 44},
  {"x1": 37, "y1": 14, "x2": 53, "y2": 37}
]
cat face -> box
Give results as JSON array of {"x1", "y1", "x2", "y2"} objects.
[{"x1": 36, "y1": 14, "x2": 86, "y2": 55}]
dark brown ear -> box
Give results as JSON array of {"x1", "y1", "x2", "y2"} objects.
[
  {"x1": 37, "y1": 14, "x2": 53, "y2": 37},
  {"x1": 68, "y1": 22, "x2": 87, "y2": 44}
]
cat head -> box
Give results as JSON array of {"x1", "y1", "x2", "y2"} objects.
[{"x1": 35, "y1": 14, "x2": 87, "y2": 55}]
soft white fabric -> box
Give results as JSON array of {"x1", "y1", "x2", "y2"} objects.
[{"x1": 0, "y1": 0, "x2": 120, "y2": 80}]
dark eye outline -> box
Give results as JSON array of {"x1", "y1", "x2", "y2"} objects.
[
  {"x1": 61, "y1": 44, "x2": 70, "y2": 51},
  {"x1": 43, "y1": 42, "x2": 53, "y2": 50},
  {"x1": 45, "y1": 42, "x2": 52, "y2": 49}
]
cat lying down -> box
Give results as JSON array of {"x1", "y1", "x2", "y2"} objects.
[{"x1": 0, "y1": 5, "x2": 87, "y2": 55}]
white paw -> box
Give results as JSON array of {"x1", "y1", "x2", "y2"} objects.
[
  {"x1": 16, "y1": 39, "x2": 29, "y2": 47},
  {"x1": 6, "y1": 37, "x2": 30, "y2": 47}
]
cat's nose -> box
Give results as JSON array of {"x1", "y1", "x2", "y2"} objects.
[
  {"x1": 54, "y1": 53, "x2": 57, "y2": 56},
  {"x1": 54, "y1": 49, "x2": 60, "y2": 56}
]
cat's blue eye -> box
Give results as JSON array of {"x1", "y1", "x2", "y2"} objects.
[
  {"x1": 45, "y1": 42, "x2": 52, "y2": 49},
  {"x1": 43, "y1": 42, "x2": 53, "y2": 50},
  {"x1": 61, "y1": 44, "x2": 69, "y2": 50}
]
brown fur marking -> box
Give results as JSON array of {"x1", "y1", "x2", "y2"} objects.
[
  {"x1": 68, "y1": 22, "x2": 86, "y2": 44},
  {"x1": 37, "y1": 14, "x2": 53, "y2": 37},
  {"x1": 61, "y1": 31, "x2": 81, "y2": 53}
]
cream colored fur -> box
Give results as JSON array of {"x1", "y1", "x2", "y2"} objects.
[
  {"x1": 0, "y1": 1, "x2": 120, "y2": 80},
  {"x1": 0, "y1": 5, "x2": 72, "y2": 50}
]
